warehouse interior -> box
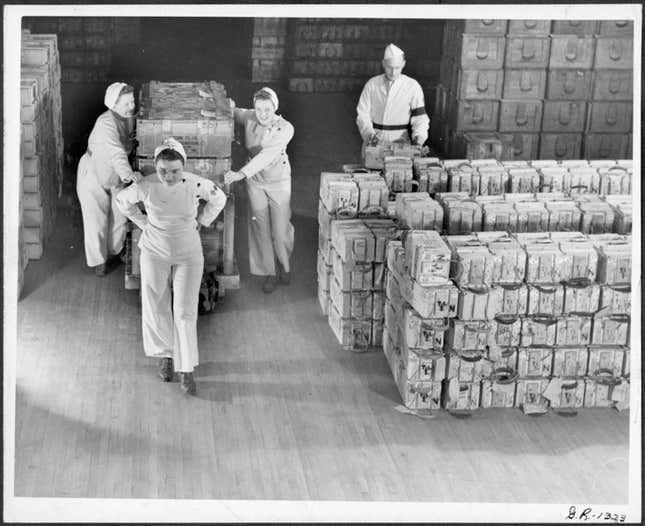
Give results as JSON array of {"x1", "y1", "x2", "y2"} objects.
[{"x1": 12, "y1": 14, "x2": 636, "y2": 511}]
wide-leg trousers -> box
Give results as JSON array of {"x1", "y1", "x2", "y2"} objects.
[
  {"x1": 139, "y1": 248, "x2": 204, "y2": 373},
  {"x1": 246, "y1": 177, "x2": 295, "y2": 276},
  {"x1": 76, "y1": 153, "x2": 127, "y2": 267}
]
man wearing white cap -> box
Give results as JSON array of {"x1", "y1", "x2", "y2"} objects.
[
  {"x1": 356, "y1": 43, "x2": 430, "y2": 146},
  {"x1": 76, "y1": 82, "x2": 141, "y2": 276},
  {"x1": 116, "y1": 138, "x2": 227, "y2": 395}
]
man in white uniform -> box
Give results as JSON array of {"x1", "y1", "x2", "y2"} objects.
[
  {"x1": 356, "y1": 43, "x2": 430, "y2": 146},
  {"x1": 115, "y1": 138, "x2": 226, "y2": 395},
  {"x1": 76, "y1": 82, "x2": 141, "y2": 276}
]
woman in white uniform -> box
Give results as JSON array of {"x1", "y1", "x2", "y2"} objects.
[
  {"x1": 77, "y1": 82, "x2": 141, "y2": 276},
  {"x1": 115, "y1": 138, "x2": 226, "y2": 395},
  {"x1": 224, "y1": 87, "x2": 295, "y2": 293}
]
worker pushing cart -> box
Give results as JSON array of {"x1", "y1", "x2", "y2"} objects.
[{"x1": 76, "y1": 82, "x2": 141, "y2": 276}]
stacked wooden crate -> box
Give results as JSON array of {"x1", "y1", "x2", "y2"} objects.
[
  {"x1": 585, "y1": 21, "x2": 633, "y2": 159},
  {"x1": 128, "y1": 81, "x2": 237, "y2": 291},
  {"x1": 434, "y1": 19, "x2": 634, "y2": 161},
  {"x1": 20, "y1": 30, "x2": 63, "y2": 262},
  {"x1": 287, "y1": 18, "x2": 442, "y2": 93},
  {"x1": 252, "y1": 18, "x2": 288, "y2": 83},
  {"x1": 317, "y1": 170, "x2": 395, "y2": 350},
  {"x1": 435, "y1": 20, "x2": 507, "y2": 157},
  {"x1": 381, "y1": 228, "x2": 631, "y2": 413},
  {"x1": 22, "y1": 17, "x2": 142, "y2": 83}
]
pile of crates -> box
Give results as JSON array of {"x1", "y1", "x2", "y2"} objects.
[
  {"x1": 436, "y1": 159, "x2": 632, "y2": 235},
  {"x1": 434, "y1": 19, "x2": 633, "y2": 160},
  {"x1": 126, "y1": 81, "x2": 237, "y2": 291},
  {"x1": 20, "y1": 30, "x2": 63, "y2": 278},
  {"x1": 287, "y1": 18, "x2": 443, "y2": 93},
  {"x1": 317, "y1": 170, "x2": 397, "y2": 350},
  {"x1": 382, "y1": 229, "x2": 631, "y2": 413},
  {"x1": 24, "y1": 17, "x2": 141, "y2": 83},
  {"x1": 252, "y1": 18, "x2": 288, "y2": 83}
]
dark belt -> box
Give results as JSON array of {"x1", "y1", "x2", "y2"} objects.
[{"x1": 373, "y1": 122, "x2": 409, "y2": 131}]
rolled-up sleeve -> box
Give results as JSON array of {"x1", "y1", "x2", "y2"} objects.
[
  {"x1": 409, "y1": 82, "x2": 429, "y2": 145},
  {"x1": 115, "y1": 183, "x2": 148, "y2": 230},
  {"x1": 240, "y1": 122, "x2": 294, "y2": 178},
  {"x1": 197, "y1": 179, "x2": 227, "y2": 226},
  {"x1": 356, "y1": 81, "x2": 375, "y2": 141}
]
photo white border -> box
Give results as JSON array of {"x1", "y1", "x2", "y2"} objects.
[{"x1": 3, "y1": 3, "x2": 642, "y2": 523}]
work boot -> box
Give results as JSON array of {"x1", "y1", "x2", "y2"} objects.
[
  {"x1": 262, "y1": 275, "x2": 278, "y2": 293},
  {"x1": 158, "y1": 357, "x2": 174, "y2": 382},
  {"x1": 94, "y1": 263, "x2": 106, "y2": 277},
  {"x1": 180, "y1": 372, "x2": 196, "y2": 395},
  {"x1": 277, "y1": 261, "x2": 291, "y2": 285}
]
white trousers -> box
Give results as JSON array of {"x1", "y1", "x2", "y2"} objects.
[
  {"x1": 139, "y1": 248, "x2": 204, "y2": 373},
  {"x1": 76, "y1": 153, "x2": 128, "y2": 267},
  {"x1": 246, "y1": 177, "x2": 295, "y2": 276}
]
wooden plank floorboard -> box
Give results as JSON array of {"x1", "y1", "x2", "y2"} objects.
[{"x1": 13, "y1": 211, "x2": 630, "y2": 503}]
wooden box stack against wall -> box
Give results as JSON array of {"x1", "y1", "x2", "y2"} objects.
[
  {"x1": 434, "y1": 19, "x2": 633, "y2": 161},
  {"x1": 287, "y1": 18, "x2": 442, "y2": 93},
  {"x1": 20, "y1": 30, "x2": 64, "y2": 263},
  {"x1": 252, "y1": 18, "x2": 288, "y2": 83},
  {"x1": 435, "y1": 20, "x2": 507, "y2": 158},
  {"x1": 584, "y1": 21, "x2": 633, "y2": 159},
  {"x1": 135, "y1": 81, "x2": 236, "y2": 282},
  {"x1": 23, "y1": 17, "x2": 142, "y2": 84}
]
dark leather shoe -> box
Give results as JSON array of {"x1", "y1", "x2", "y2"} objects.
[
  {"x1": 180, "y1": 372, "x2": 196, "y2": 395},
  {"x1": 276, "y1": 261, "x2": 291, "y2": 285},
  {"x1": 262, "y1": 275, "x2": 278, "y2": 293},
  {"x1": 158, "y1": 358, "x2": 173, "y2": 382},
  {"x1": 94, "y1": 263, "x2": 106, "y2": 276}
]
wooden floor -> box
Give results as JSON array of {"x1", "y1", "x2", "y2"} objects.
[{"x1": 13, "y1": 190, "x2": 631, "y2": 503}]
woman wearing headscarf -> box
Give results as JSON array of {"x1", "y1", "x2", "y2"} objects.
[
  {"x1": 115, "y1": 138, "x2": 227, "y2": 395},
  {"x1": 76, "y1": 82, "x2": 141, "y2": 276},
  {"x1": 224, "y1": 87, "x2": 295, "y2": 294}
]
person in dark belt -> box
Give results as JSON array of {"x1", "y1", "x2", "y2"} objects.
[
  {"x1": 76, "y1": 82, "x2": 141, "y2": 276},
  {"x1": 356, "y1": 43, "x2": 430, "y2": 147}
]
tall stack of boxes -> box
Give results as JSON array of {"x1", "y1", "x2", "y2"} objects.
[
  {"x1": 435, "y1": 20, "x2": 507, "y2": 157},
  {"x1": 383, "y1": 233, "x2": 459, "y2": 410},
  {"x1": 586, "y1": 21, "x2": 633, "y2": 159},
  {"x1": 252, "y1": 18, "x2": 288, "y2": 83},
  {"x1": 317, "y1": 171, "x2": 394, "y2": 350},
  {"x1": 129, "y1": 81, "x2": 236, "y2": 290},
  {"x1": 20, "y1": 30, "x2": 63, "y2": 264},
  {"x1": 434, "y1": 20, "x2": 634, "y2": 161}
]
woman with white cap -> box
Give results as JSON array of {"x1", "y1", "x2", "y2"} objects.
[
  {"x1": 115, "y1": 138, "x2": 227, "y2": 395},
  {"x1": 76, "y1": 82, "x2": 142, "y2": 276},
  {"x1": 356, "y1": 43, "x2": 430, "y2": 146},
  {"x1": 224, "y1": 87, "x2": 295, "y2": 294}
]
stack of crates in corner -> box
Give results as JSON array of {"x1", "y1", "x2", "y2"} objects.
[
  {"x1": 383, "y1": 232, "x2": 458, "y2": 411},
  {"x1": 317, "y1": 170, "x2": 394, "y2": 350},
  {"x1": 133, "y1": 81, "x2": 237, "y2": 291},
  {"x1": 584, "y1": 21, "x2": 634, "y2": 159},
  {"x1": 20, "y1": 29, "x2": 63, "y2": 261}
]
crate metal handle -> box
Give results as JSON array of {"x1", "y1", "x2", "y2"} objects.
[{"x1": 491, "y1": 366, "x2": 519, "y2": 385}]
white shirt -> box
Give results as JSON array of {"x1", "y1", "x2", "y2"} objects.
[
  {"x1": 356, "y1": 73, "x2": 430, "y2": 144},
  {"x1": 86, "y1": 110, "x2": 136, "y2": 188},
  {"x1": 115, "y1": 172, "x2": 227, "y2": 260}
]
